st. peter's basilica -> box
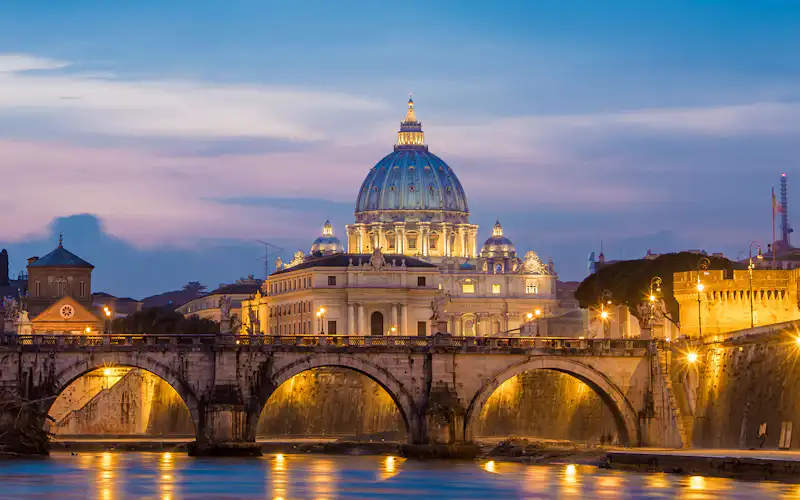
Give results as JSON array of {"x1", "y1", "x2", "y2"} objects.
[{"x1": 242, "y1": 99, "x2": 582, "y2": 337}]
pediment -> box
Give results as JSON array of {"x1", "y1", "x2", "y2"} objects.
[{"x1": 32, "y1": 296, "x2": 100, "y2": 323}]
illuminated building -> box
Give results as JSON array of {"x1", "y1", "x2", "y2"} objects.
[{"x1": 244, "y1": 99, "x2": 568, "y2": 336}]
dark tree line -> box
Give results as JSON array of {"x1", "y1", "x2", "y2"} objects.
[{"x1": 110, "y1": 307, "x2": 219, "y2": 334}]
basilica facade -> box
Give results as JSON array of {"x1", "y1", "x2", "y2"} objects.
[{"x1": 243, "y1": 99, "x2": 566, "y2": 337}]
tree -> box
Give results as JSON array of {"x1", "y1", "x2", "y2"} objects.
[
  {"x1": 574, "y1": 252, "x2": 745, "y2": 326},
  {"x1": 111, "y1": 307, "x2": 219, "y2": 334},
  {"x1": 182, "y1": 281, "x2": 208, "y2": 297}
]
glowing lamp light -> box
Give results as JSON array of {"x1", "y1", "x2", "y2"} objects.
[
  {"x1": 320, "y1": 307, "x2": 326, "y2": 314},
  {"x1": 795, "y1": 337, "x2": 800, "y2": 346},
  {"x1": 103, "y1": 368, "x2": 111, "y2": 376},
  {"x1": 535, "y1": 309, "x2": 542, "y2": 316},
  {"x1": 85, "y1": 327, "x2": 91, "y2": 333},
  {"x1": 649, "y1": 295, "x2": 656, "y2": 302},
  {"x1": 316, "y1": 311, "x2": 322, "y2": 317},
  {"x1": 696, "y1": 283, "x2": 705, "y2": 292},
  {"x1": 390, "y1": 326, "x2": 397, "y2": 333},
  {"x1": 600, "y1": 311, "x2": 609, "y2": 320},
  {"x1": 687, "y1": 352, "x2": 698, "y2": 364},
  {"x1": 526, "y1": 313, "x2": 534, "y2": 320}
]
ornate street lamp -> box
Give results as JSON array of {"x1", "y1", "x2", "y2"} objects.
[
  {"x1": 600, "y1": 290, "x2": 612, "y2": 338},
  {"x1": 103, "y1": 306, "x2": 112, "y2": 334},
  {"x1": 316, "y1": 307, "x2": 326, "y2": 334},
  {"x1": 748, "y1": 241, "x2": 764, "y2": 328},
  {"x1": 696, "y1": 258, "x2": 710, "y2": 339},
  {"x1": 648, "y1": 276, "x2": 662, "y2": 330}
]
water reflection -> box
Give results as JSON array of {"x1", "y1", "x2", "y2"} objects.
[{"x1": 0, "y1": 452, "x2": 799, "y2": 499}]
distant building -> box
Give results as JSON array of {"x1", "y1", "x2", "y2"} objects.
[
  {"x1": 0, "y1": 248, "x2": 28, "y2": 299},
  {"x1": 175, "y1": 278, "x2": 261, "y2": 323},
  {"x1": 21, "y1": 237, "x2": 103, "y2": 334}
]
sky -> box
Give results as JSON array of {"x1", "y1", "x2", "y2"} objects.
[{"x1": 1, "y1": 1, "x2": 799, "y2": 298}]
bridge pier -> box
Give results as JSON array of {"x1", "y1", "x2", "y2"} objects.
[{"x1": 190, "y1": 403, "x2": 261, "y2": 457}]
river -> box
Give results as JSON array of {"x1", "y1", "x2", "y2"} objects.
[{"x1": 0, "y1": 452, "x2": 797, "y2": 499}]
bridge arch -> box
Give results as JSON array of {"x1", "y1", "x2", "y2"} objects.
[
  {"x1": 42, "y1": 353, "x2": 201, "y2": 436},
  {"x1": 248, "y1": 354, "x2": 422, "y2": 443},
  {"x1": 464, "y1": 356, "x2": 639, "y2": 446}
]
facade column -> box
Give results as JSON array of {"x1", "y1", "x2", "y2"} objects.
[
  {"x1": 442, "y1": 226, "x2": 450, "y2": 257},
  {"x1": 459, "y1": 227, "x2": 467, "y2": 258},
  {"x1": 348, "y1": 303, "x2": 355, "y2": 334},
  {"x1": 391, "y1": 304, "x2": 398, "y2": 332},
  {"x1": 358, "y1": 304, "x2": 366, "y2": 335},
  {"x1": 401, "y1": 304, "x2": 409, "y2": 336},
  {"x1": 394, "y1": 225, "x2": 404, "y2": 254}
]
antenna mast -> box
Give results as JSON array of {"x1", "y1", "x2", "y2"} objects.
[
  {"x1": 781, "y1": 173, "x2": 792, "y2": 246},
  {"x1": 256, "y1": 240, "x2": 284, "y2": 280}
]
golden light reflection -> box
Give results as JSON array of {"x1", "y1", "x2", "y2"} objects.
[
  {"x1": 646, "y1": 473, "x2": 669, "y2": 489},
  {"x1": 378, "y1": 455, "x2": 405, "y2": 481},
  {"x1": 159, "y1": 451, "x2": 177, "y2": 500},
  {"x1": 483, "y1": 460, "x2": 496, "y2": 473},
  {"x1": 311, "y1": 459, "x2": 336, "y2": 499},
  {"x1": 689, "y1": 475, "x2": 705, "y2": 490},
  {"x1": 564, "y1": 464, "x2": 577, "y2": 483},
  {"x1": 96, "y1": 452, "x2": 116, "y2": 500},
  {"x1": 271, "y1": 453, "x2": 289, "y2": 500}
]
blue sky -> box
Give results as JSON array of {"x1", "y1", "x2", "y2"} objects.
[{"x1": 1, "y1": 1, "x2": 799, "y2": 298}]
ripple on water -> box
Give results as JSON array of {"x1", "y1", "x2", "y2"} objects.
[{"x1": 0, "y1": 453, "x2": 797, "y2": 499}]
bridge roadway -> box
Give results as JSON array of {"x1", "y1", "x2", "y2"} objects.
[{"x1": 0, "y1": 333, "x2": 684, "y2": 455}]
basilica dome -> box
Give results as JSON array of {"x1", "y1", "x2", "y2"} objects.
[
  {"x1": 481, "y1": 220, "x2": 516, "y2": 258},
  {"x1": 354, "y1": 98, "x2": 469, "y2": 223},
  {"x1": 310, "y1": 220, "x2": 344, "y2": 255}
]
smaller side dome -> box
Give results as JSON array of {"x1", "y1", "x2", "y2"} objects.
[
  {"x1": 310, "y1": 219, "x2": 344, "y2": 256},
  {"x1": 481, "y1": 220, "x2": 516, "y2": 258}
]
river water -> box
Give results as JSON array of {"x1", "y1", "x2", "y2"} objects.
[{"x1": 0, "y1": 452, "x2": 798, "y2": 499}]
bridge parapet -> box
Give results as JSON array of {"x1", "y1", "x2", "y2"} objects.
[{"x1": 0, "y1": 333, "x2": 652, "y2": 355}]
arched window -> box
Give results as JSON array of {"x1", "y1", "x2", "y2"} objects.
[{"x1": 54, "y1": 278, "x2": 68, "y2": 297}]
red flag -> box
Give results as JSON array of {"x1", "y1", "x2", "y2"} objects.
[{"x1": 774, "y1": 188, "x2": 785, "y2": 213}]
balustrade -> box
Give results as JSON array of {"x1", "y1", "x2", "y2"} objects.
[{"x1": 0, "y1": 333, "x2": 651, "y2": 353}]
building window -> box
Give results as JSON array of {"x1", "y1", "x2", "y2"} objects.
[
  {"x1": 492, "y1": 284, "x2": 501, "y2": 294},
  {"x1": 417, "y1": 276, "x2": 426, "y2": 287},
  {"x1": 526, "y1": 281, "x2": 539, "y2": 294},
  {"x1": 461, "y1": 283, "x2": 475, "y2": 294},
  {"x1": 327, "y1": 320, "x2": 337, "y2": 335},
  {"x1": 417, "y1": 321, "x2": 427, "y2": 337},
  {"x1": 79, "y1": 281, "x2": 86, "y2": 297},
  {"x1": 430, "y1": 235, "x2": 438, "y2": 250},
  {"x1": 328, "y1": 276, "x2": 337, "y2": 286},
  {"x1": 408, "y1": 237, "x2": 417, "y2": 249},
  {"x1": 34, "y1": 281, "x2": 41, "y2": 297},
  {"x1": 54, "y1": 278, "x2": 67, "y2": 297}
]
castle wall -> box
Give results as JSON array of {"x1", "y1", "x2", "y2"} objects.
[{"x1": 673, "y1": 269, "x2": 800, "y2": 339}]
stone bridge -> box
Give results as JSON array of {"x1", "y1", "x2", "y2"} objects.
[{"x1": 0, "y1": 333, "x2": 684, "y2": 454}]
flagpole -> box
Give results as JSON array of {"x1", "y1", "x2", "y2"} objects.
[{"x1": 772, "y1": 186, "x2": 777, "y2": 269}]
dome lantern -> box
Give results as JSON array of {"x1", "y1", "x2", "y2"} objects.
[{"x1": 395, "y1": 96, "x2": 427, "y2": 151}]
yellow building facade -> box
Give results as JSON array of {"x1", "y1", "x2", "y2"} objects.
[{"x1": 673, "y1": 268, "x2": 800, "y2": 339}]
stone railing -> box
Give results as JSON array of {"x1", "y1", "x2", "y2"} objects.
[{"x1": 0, "y1": 333, "x2": 651, "y2": 354}]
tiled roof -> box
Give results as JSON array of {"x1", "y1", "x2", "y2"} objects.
[
  {"x1": 28, "y1": 245, "x2": 93, "y2": 268},
  {"x1": 272, "y1": 253, "x2": 437, "y2": 275}
]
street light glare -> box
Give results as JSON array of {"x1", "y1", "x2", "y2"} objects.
[
  {"x1": 526, "y1": 313, "x2": 533, "y2": 320},
  {"x1": 687, "y1": 352, "x2": 698, "y2": 363},
  {"x1": 600, "y1": 311, "x2": 609, "y2": 320},
  {"x1": 535, "y1": 309, "x2": 542, "y2": 316},
  {"x1": 649, "y1": 295, "x2": 656, "y2": 302},
  {"x1": 696, "y1": 283, "x2": 704, "y2": 292}
]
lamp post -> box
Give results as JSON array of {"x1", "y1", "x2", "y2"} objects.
[
  {"x1": 316, "y1": 307, "x2": 326, "y2": 334},
  {"x1": 648, "y1": 276, "x2": 662, "y2": 334},
  {"x1": 600, "y1": 290, "x2": 612, "y2": 338},
  {"x1": 696, "y1": 257, "x2": 710, "y2": 339},
  {"x1": 748, "y1": 241, "x2": 764, "y2": 328},
  {"x1": 526, "y1": 308, "x2": 543, "y2": 336},
  {"x1": 103, "y1": 306, "x2": 112, "y2": 334}
]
